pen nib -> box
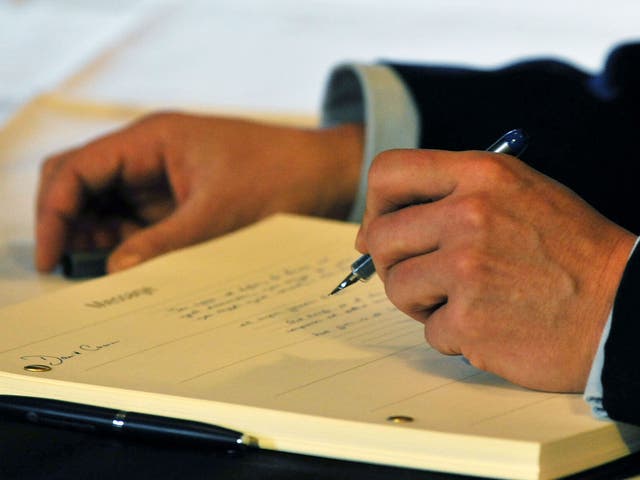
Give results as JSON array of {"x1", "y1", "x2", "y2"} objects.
[{"x1": 329, "y1": 273, "x2": 359, "y2": 296}]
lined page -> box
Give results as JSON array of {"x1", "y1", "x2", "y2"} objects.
[{"x1": 0, "y1": 215, "x2": 615, "y2": 443}]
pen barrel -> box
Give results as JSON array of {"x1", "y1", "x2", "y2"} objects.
[
  {"x1": 0, "y1": 397, "x2": 114, "y2": 432},
  {"x1": 61, "y1": 250, "x2": 109, "y2": 278},
  {"x1": 486, "y1": 128, "x2": 528, "y2": 156},
  {"x1": 351, "y1": 254, "x2": 376, "y2": 281},
  {"x1": 0, "y1": 396, "x2": 245, "y2": 449},
  {"x1": 123, "y1": 412, "x2": 245, "y2": 447}
]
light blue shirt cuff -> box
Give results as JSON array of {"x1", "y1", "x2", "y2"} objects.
[
  {"x1": 583, "y1": 236, "x2": 640, "y2": 419},
  {"x1": 583, "y1": 313, "x2": 611, "y2": 418},
  {"x1": 321, "y1": 63, "x2": 420, "y2": 222}
]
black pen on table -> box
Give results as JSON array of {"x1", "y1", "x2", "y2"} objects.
[
  {"x1": 0, "y1": 395, "x2": 256, "y2": 450},
  {"x1": 329, "y1": 128, "x2": 529, "y2": 296}
]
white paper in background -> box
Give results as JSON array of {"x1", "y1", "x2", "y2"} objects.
[
  {"x1": 56, "y1": 0, "x2": 640, "y2": 114},
  {"x1": 0, "y1": 0, "x2": 162, "y2": 124},
  {"x1": 0, "y1": 101, "x2": 15, "y2": 128}
]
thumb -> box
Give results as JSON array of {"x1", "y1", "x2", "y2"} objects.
[{"x1": 106, "y1": 205, "x2": 212, "y2": 273}]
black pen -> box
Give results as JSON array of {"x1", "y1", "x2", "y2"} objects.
[
  {"x1": 61, "y1": 249, "x2": 110, "y2": 278},
  {"x1": 329, "y1": 129, "x2": 529, "y2": 295},
  {"x1": 0, "y1": 395, "x2": 256, "y2": 450}
]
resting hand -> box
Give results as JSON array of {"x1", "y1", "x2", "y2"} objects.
[
  {"x1": 36, "y1": 112, "x2": 363, "y2": 273},
  {"x1": 356, "y1": 149, "x2": 636, "y2": 392}
]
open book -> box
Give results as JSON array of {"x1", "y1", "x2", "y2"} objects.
[{"x1": 0, "y1": 214, "x2": 638, "y2": 479}]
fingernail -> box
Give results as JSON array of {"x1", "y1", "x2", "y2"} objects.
[{"x1": 110, "y1": 253, "x2": 142, "y2": 272}]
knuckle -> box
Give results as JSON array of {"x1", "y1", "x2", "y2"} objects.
[
  {"x1": 423, "y1": 325, "x2": 440, "y2": 349},
  {"x1": 423, "y1": 314, "x2": 458, "y2": 355},
  {"x1": 453, "y1": 194, "x2": 492, "y2": 231},
  {"x1": 367, "y1": 149, "x2": 413, "y2": 191},
  {"x1": 138, "y1": 110, "x2": 177, "y2": 125},
  {"x1": 450, "y1": 248, "x2": 486, "y2": 281},
  {"x1": 447, "y1": 256, "x2": 489, "y2": 313},
  {"x1": 367, "y1": 152, "x2": 391, "y2": 191},
  {"x1": 442, "y1": 303, "x2": 469, "y2": 335},
  {"x1": 424, "y1": 332, "x2": 450, "y2": 354},
  {"x1": 463, "y1": 351, "x2": 488, "y2": 372},
  {"x1": 135, "y1": 111, "x2": 184, "y2": 134},
  {"x1": 472, "y1": 154, "x2": 517, "y2": 184},
  {"x1": 437, "y1": 314, "x2": 483, "y2": 363}
]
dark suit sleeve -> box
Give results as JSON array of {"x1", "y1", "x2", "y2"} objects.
[
  {"x1": 385, "y1": 42, "x2": 640, "y2": 235},
  {"x1": 602, "y1": 246, "x2": 640, "y2": 425}
]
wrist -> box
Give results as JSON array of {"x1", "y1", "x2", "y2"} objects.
[
  {"x1": 314, "y1": 123, "x2": 364, "y2": 220},
  {"x1": 578, "y1": 228, "x2": 637, "y2": 389}
]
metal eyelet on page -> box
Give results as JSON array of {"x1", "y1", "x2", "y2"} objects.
[
  {"x1": 23, "y1": 365, "x2": 52, "y2": 372},
  {"x1": 386, "y1": 415, "x2": 414, "y2": 423}
]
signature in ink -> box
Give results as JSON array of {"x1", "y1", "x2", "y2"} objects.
[{"x1": 20, "y1": 340, "x2": 120, "y2": 368}]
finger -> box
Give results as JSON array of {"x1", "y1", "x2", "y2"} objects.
[
  {"x1": 404, "y1": 254, "x2": 478, "y2": 358},
  {"x1": 364, "y1": 202, "x2": 441, "y2": 280},
  {"x1": 422, "y1": 304, "x2": 463, "y2": 356},
  {"x1": 35, "y1": 150, "x2": 82, "y2": 271},
  {"x1": 382, "y1": 237, "x2": 489, "y2": 341},
  {"x1": 356, "y1": 149, "x2": 459, "y2": 251},
  {"x1": 360, "y1": 148, "x2": 461, "y2": 221},
  {"x1": 106, "y1": 197, "x2": 218, "y2": 272},
  {"x1": 357, "y1": 149, "x2": 514, "y2": 251},
  {"x1": 364, "y1": 191, "x2": 495, "y2": 284},
  {"x1": 35, "y1": 120, "x2": 165, "y2": 271},
  {"x1": 382, "y1": 249, "x2": 449, "y2": 323}
]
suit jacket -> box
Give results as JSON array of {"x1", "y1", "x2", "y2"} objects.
[{"x1": 386, "y1": 43, "x2": 640, "y2": 425}]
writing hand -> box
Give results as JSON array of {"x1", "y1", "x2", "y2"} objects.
[
  {"x1": 36, "y1": 112, "x2": 363, "y2": 273},
  {"x1": 356, "y1": 148, "x2": 636, "y2": 392}
]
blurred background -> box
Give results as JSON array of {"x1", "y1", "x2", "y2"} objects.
[{"x1": 2, "y1": 0, "x2": 639, "y2": 125}]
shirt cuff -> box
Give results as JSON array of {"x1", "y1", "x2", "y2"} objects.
[
  {"x1": 320, "y1": 63, "x2": 420, "y2": 222},
  {"x1": 583, "y1": 236, "x2": 640, "y2": 418}
]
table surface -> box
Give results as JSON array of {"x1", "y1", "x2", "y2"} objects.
[{"x1": 1, "y1": 1, "x2": 640, "y2": 478}]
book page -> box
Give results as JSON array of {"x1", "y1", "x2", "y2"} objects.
[{"x1": 0, "y1": 214, "x2": 609, "y2": 439}]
